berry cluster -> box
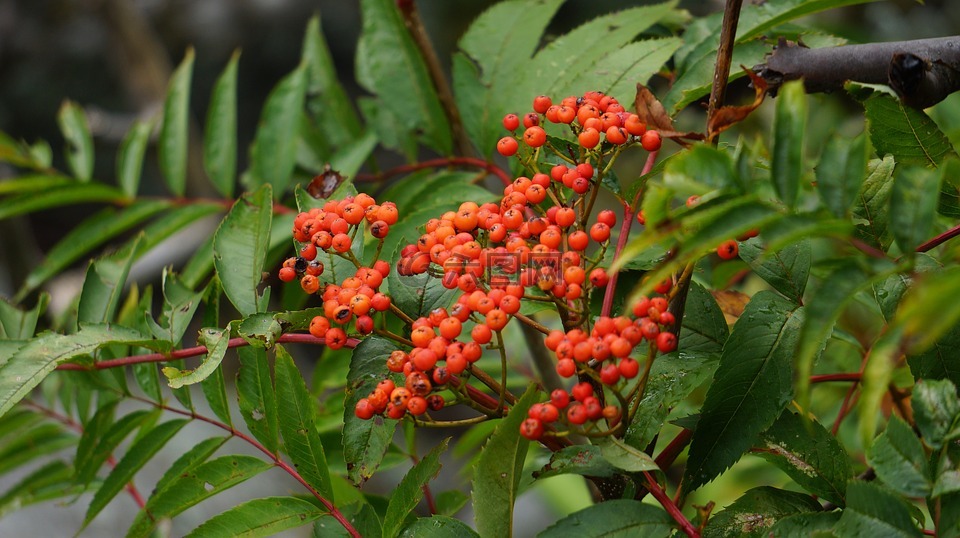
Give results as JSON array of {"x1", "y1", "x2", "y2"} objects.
[{"x1": 279, "y1": 194, "x2": 397, "y2": 348}]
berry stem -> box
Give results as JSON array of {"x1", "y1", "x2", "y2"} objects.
[
  {"x1": 916, "y1": 221, "x2": 960, "y2": 252},
  {"x1": 126, "y1": 394, "x2": 362, "y2": 538},
  {"x1": 644, "y1": 471, "x2": 700, "y2": 538},
  {"x1": 355, "y1": 157, "x2": 512, "y2": 187},
  {"x1": 55, "y1": 333, "x2": 359, "y2": 371}
]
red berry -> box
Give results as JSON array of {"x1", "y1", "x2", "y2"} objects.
[
  {"x1": 278, "y1": 266, "x2": 297, "y2": 282},
  {"x1": 533, "y1": 95, "x2": 552, "y2": 114},
  {"x1": 497, "y1": 137, "x2": 519, "y2": 156},
  {"x1": 551, "y1": 389, "x2": 570, "y2": 409},
  {"x1": 523, "y1": 126, "x2": 547, "y2": 148},
  {"x1": 503, "y1": 113, "x2": 520, "y2": 131},
  {"x1": 355, "y1": 398, "x2": 375, "y2": 420},
  {"x1": 717, "y1": 239, "x2": 739, "y2": 260},
  {"x1": 656, "y1": 331, "x2": 677, "y2": 353},
  {"x1": 567, "y1": 404, "x2": 588, "y2": 425},
  {"x1": 572, "y1": 382, "x2": 593, "y2": 402},
  {"x1": 618, "y1": 358, "x2": 640, "y2": 379},
  {"x1": 641, "y1": 130, "x2": 662, "y2": 152},
  {"x1": 520, "y1": 418, "x2": 544, "y2": 440}
]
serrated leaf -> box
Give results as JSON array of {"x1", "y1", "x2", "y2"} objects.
[
  {"x1": 302, "y1": 14, "x2": 362, "y2": 148},
  {"x1": 356, "y1": 0, "x2": 450, "y2": 154},
  {"x1": 853, "y1": 155, "x2": 896, "y2": 250},
  {"x1": 0, "y1": 294, "x2": 47, "y2": 340},
  {"x1": 343, "y1": 337, "x2": 399, "y2": 484},
  {"x1": 236, "y1": 346, "x2": 279, "y2": 455},
  {"x1": 83, "y1": 419, "x2": 188, "y2": 528},
  {"x1": 274, "y1": 345, "x2": 333, "y2": 500},
  {"x1": 664, "y1": 40, "x2": 770, "y2": 113},
  {"x1": 594, "y1": 37, "x2": 684, "y2": 103},
  {"x1": 772, "y1": 80, "x2": 806, "y2": 208},
  {"x1": 863, "y1": 92, "x2": 957, "y2": 168},
  {"x1": 0, "y1": 324, "x2": 168, "y2": 419},
  {"x1": 899, "y1": 266, "x2": 960, "y2": 355},
  {"x1": 816, "y1": 132, "x2": 868, "y2": 218},
  {"x1": 214, "y1": 184, "x2": 272, "y2": 317},
  {"x1": 185, "y1": 496, "x2": 323, "y2": 538},
  {"x1": 739, "y1": 237, "x2": 811, "y2": 304},
  {"x1": 400, "y1": 516, "x2": 479, "y2": 538},
  {"x1": 125, "y1": 455, "x2": 273, "y2": 538},
  {"x1": 679, "y1": 282, "x2": 731, "y2": 354},
  {"x1": 78, "y1": 236, "x2": 143, "y2": 326},
  {"x1": 246, "y1": 64, "x2": 306, "y2": 196},
  {"x1": 703, "y1": 486, "x2": 822, "y2": 538},
  {"x1": 155, "y1": 436, "x2": 228, "y2": 496},
  {"x1": 57, "y1": 100, "x2": 94, "y2": 181},
  {"x1": 624, "y1": 352, "x2": 719, "y2": 451},
  {"x1": 0, "y1": 423, "x2": 76, "y2": 477},
  {"x1": 163, "y1": 325, "x2": 230, "y2": 388},
  {"x1": 533, "y1": 444, "x2": 618, "y2": 480},
  {"x1": 0, "y1": 460, "x2": 81, "y2": 518},
  {"x1": 938, "y1": 158, "x2": 960, "y2": 218},
  {"x1": 598, "y1": 436, "x2": 659, "y2": 473},
  {"x1": 76, "y1": 408, "x2": 154, "y2": 484},
  {"x1": 18, "y1": 200, "x2": 170, "y2": 299},
  {"x1": 858, "y1": 326, "x2": 905, "y2": 445},
  {"x1": 892, "y1": 166, "x2": 941, "y2": 254},
  {"x1": 537, "y1": 499, "x2": 674, "y2": 538},
  {"x1": 767, "y1": 511, "x2": 841, "y2": 537},
  {"x1": 912, "y1": 379, "x2": 960, "y2": 449},
  {"x1": 0, "y1": 182, "x2": 125, "y2": 220},
  {"x1": 159, "y1": 48, "x2": 194, "y2": 196},
  {"x1": 378, "y1": 170, "x2": 475, "y2": 217},
  {"x1": 868, "y1": 416, "x2": 931, "y2": 498},
  {"x1": 204, "y1": 50, "x2": 239, "y2": 198},
  {"x1": 388, "y1": 263, "x2": 458, "y2": 320},
  {"x1": 472, "y1": 384, "x2": 539, "y2": 538},
  {"x1": 907, "y1": 326, "x2": 960, "y2": 389},
  {"x1": 383, "y1": 438, "x2": 449, "y2": 538},
  {"x1": 664, "y1": 144, "x2": 738, "y2": 196},
  {"x1": 757, "y1": 410, "x2": 853, "y2": 505},
  {"x1": 198, "y1": 280, "x2": 231, "y2": 426},
  {"x1": 835, "y1": 480, "x2": 923, "y2": 537},
  {"x1": 116, "y1": 119, "x2": 153, "y2": 197},
  {"x1": 148, "y1": 268, "x2": 204, "y2": 345},
  {"x1": 684, "y1": 291, "x2": 804, "y2": 491}
]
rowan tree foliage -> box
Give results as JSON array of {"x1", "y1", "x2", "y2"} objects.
[{"x1": 2, "y1": 0, "x2": 960, "y2": 536}]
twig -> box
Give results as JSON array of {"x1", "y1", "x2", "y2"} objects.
[
  {"x1": 917, "y1": 222, "x2": 960, "y2": 252},
  {"x1": 706, "y1": 0, "x2": 744, "y2": 144},
  {"x1": 644, "y1": 471, "x2": 700, "y2": 538}
]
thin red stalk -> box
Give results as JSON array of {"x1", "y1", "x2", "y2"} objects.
[
  {"x1": 601, "y1": 150, "x2": 659, "y2": 317},
  {"x1": 644, "y1": 471, "x2": 700, "y2": 538},
  {"x1": 917, "y1": 222, "x2": 960, "y2": 252},
  {"x1": 655, "y1": 427, "x2": 693, "y2": 470},
  {"x1": 132, "y1": 396, "x2": 361, "y2": 538},
  {"x1": 810, "y1": 373, "x2": 862, "y2": 383},
  {"x1": 354, "y1": 157, "x2": 512, "y2": 186},
  {"x1": 22, "y1": 400, "x2": 147, "y2": 509},
  {"x1": 56, "y1": 333, "x2": 360, "y2": 371}
]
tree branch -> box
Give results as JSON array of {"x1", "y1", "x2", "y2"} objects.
[{"x1": 755, "y1": 36, "x2": 960, "y2": 109}]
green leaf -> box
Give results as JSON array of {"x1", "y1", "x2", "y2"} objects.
[
  {"x1": 912, "y1": 379, "x2": 960, "y2": 449},
  {"x1": 858, "y1": 326, "x2": 905, "y2": 445},
  {"x1": 185, "y1": 496, "x2": 323, "y2": 538},
  {"x1": 624, "y1": 352, "x2": 718, "y2": 450},
  {"x1": 214, "y1": 184, "x2": 272, "y2": 317},
  {"x1": 0, "y1": 423, "x2": 76, "y2": 477},
  {"x1": 400, "y1": 516, "x2": 480, "y2": 538},
  {"x1": 356, "y1": 0, "x2": 451, "y2": 154},
  {"x1": 246, "y1": 63, "x2": 306, "y2": 196},
  {"x1": 756, "y1": 410, "x2": 853, "y2": 506},
  {"x1": 57, "y1": 100, "x2": 94, "y2": 181},
  {"x1": 0, "y1": 460, "x2": 82, "y2": 518},
  {"x1": 768, "y1": 511, "x2": 841, "y2": 537},
  {"x1": 899, "y1": 266, "x2": 960, "y2": 355},
  {"x1": 738, "y1": 238, "x2": 811, "y2": 304},
  {"x1": 663, "y1": 144, "x2": 738, "y2": 196},
  {"x1": 343, "y1": 336, "x2": 399, "y2": 484},
  {"x1": 664, "y1": 40, "x2": 770, "y2": 114},
  {"x1": 863, "y1": 92, "x2": 957, "y2": 168},
  {"x1": 126, "y1": 455, "x2": 273, "y2": 538},
  {"x1": 236, "y1": 346, "x2": 279, "y2": 455},
  {"x1": 907, "y1": 325, "x2": 960, "y2": 388},
  {"x1": 18, "y1": 200, "x2": 170, "y2": 299},
  {"x1": 147, "y1": 268, "x2": 205, "y2": 345},
  {"x1": 0, "y1": 324, "x2": 167, "y2": 419},
  {"x1": 868, "y1": 415, "x2": 931, "y2": 498},
  {"x1": 593, "y1": 37, "x2": 684, "y2": 104},
  {"x1": 533, "y1": 444, "x2": 618, "y2": 480},
  {"x1": 892, "y1": 166, "x2": 941, "y2": 254},
  {"x1": 301, "y1": 14, "x2": 362, "y2": 148},
  {"x1": 472, "y1": 384, "x2": 539, "y2": 538},
  {"x1": 772, "y1": 80, "x2": 807, "y2": 209},
  {"x1": 454, "y1": 0, "x2": 562, "y2": 156},
  {"x1": 816, "y1": 132, "x2": 869, "y2": 218},
  {"x1": 76, "y1": 408, "x2": 155, "y2": 484},
  {"x1": 383, "y1": 438, "x2": 450, "y2": 538},
  {"x1": 938, "y1": 158, "x2": 960, "y2": 217},
  {"x1": 679, "y1": 282, "x2": 730, "y2": 354},
  {"x1": 378, "y1": 170, "x2": 475, "y2": 217},
  {"x1": 204, "y1": 50, "x2": 240, "y2": 198},
  {"x1": 153, "y1": 436, "x2": 229, "y2": 496},
  {"x1": 78, "y1": 237, "x2": 142, "y2": 326},
  {"x1": 598, "y1": 436, "x2": 659, "y2": 473},
  {"x1": 199, "y1": 281, "x2": 232, "y2": 426},
  {"x1": 933, "y1": 442, "x2": 960, "y2": 499},
  {"x1": 0, "y1": 182, "x2": 125, "y2": 220},
  {"x1": 116, "y1": 119, "x2": 153, "y2": 197},
  {"x1": 853, "y1": 155, "x2": 896, "y2": 250},
  {"x1": 388, "y1": 261, "x2": 458, "y2": 320},
  {"x1": 83, "y1": 419, "x2": 188, "y2": 528},
  {"x1": 162, "y1": 325, "x2": 230, "y2": 388},
  {"x1": 274, "y1": 345, "x2": 334, "y2": 500},
  {"x1": 703, "y1": 486, "x2": 823, "y2": 538},
  {"x1": 835, "y1": 480, "x2": 923, "y2": 537},
  {"x1": 0, "y1": 294, "x2": 47, "y2": 340},
  {"x1": 159, "y1": 48, "x2": 194, "y2": 196},
  {"x1": 537, "y1": 499, "x2": 674, "y2": 538},
  {"x1": 684, "y1": 291, "x2": 804, "y2": 491}
]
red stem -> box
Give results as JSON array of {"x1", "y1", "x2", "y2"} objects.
[
  {"x1": 810, "y1": 372, "x2": 862, "y2": 383},
  {"x1": 130, "y1": 395, "x2": 361, "y2": 538},
  {"x1": 601, "y1": 150, "x2": 659, "y2": 317},
  {"x1": 354, "y1": 157, "x2": 512, "y2": 186},
  {"x1": 21, "y1": 400, "x2": 147, "y2": 509},
  {"x1": 56, "y1": 333, "x2": 360, "y2": 371},
  {"x1": 655, "y1": 427, "x2": 693, "y2": 470},
  {"x1": 916, "y1": 222, "x2": 960, "y2": 252},
  {"x1": 643, "y1": 471, "x2": 700, "y2": 538}
]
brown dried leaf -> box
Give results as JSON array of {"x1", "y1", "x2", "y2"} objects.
[
  {"x1": 711, "y1": 289, "x2": 751, "y2": 325},
  {"x1": 306, "y1": 164, "x2": 345, "y2": 199},
  {"x1": 634, "y1": 84, "x2": 675, "y2": 133},
  {"x1": 707, "y1": 67, "x2": 768, "y2": 142}
]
